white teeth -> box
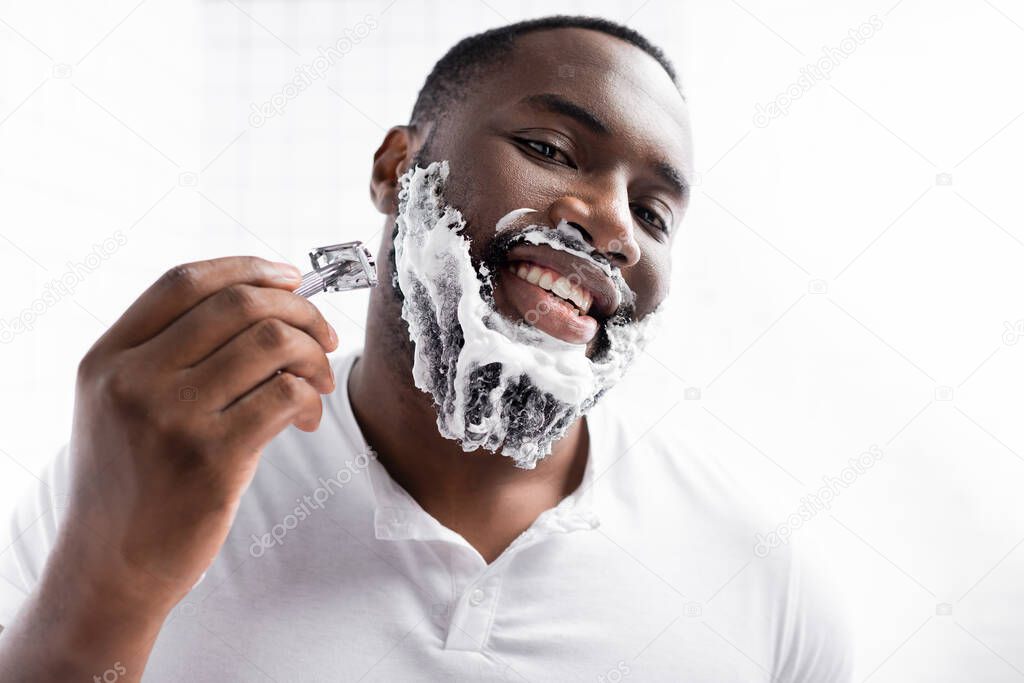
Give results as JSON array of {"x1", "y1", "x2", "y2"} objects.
[
  {"x1": 550, "y1": 278, "x2": 573, "y2": 300},
  {"x1": 511, "y1": 262, "x2": 593, "y2": 315},
  {"x1": 568, "y1": 289, "x2": 591, "y2": 312}
]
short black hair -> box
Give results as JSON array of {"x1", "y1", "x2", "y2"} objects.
[{"x1": 409, "y1": 15, "x2": 679, "y2": 128}]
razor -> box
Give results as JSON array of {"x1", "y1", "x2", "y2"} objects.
[{"x1": 294, "y1": 241, "x2": 377, "y2": 298}]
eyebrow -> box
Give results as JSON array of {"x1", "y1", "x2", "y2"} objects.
[
  {"x1": 520, "y1": 93, "x2": 610, "y2": 136},
  {"x1": 653, "y1": 160, "x2": 689, "y2": 199},
  {"x1": 519, "y1": 92, "x2": 690, "y2": 199}
]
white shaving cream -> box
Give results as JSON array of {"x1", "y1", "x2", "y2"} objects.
[{"x1": 393, "y1": 160, "x2": 662, "y2": 468}]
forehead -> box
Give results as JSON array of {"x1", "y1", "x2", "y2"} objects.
[{"x1": 462, "y1": 27, "x2": 693, "y2": 176}]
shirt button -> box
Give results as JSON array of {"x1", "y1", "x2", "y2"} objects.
[{"x1": 468, "y1": 588, "x2": 486, "y2": 606}]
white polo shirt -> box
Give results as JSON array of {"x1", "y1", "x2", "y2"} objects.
[{"x1": 0, "y1": 353, "x2": 851, "y2": 681}]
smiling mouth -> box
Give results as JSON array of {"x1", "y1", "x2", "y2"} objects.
[
  {"x1": 499, "y1": 263, "x2": 597, "y2": 345},
  {"x1": 510, "y1": 261, "x2": 594, "y2": 315},
  {"x1": 493, "y1": 241, "x2": 621, "y2": 346}
]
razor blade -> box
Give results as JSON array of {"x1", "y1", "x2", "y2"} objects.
[{"x1": 294, "y1": 241, "x2": 377, "y2": 298}]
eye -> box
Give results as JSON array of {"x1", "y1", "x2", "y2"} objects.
[
  {"x1": 514, "y1": 137, "x2": 576, "y2": 168},
  {"x1": 631, "y1": 203, "x2": 669, "y2": 233}
]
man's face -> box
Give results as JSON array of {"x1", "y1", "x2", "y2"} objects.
[
  {"x1": 381, "y1": 28, "x2": 693, "y2": 467},
  {"x1": 421, "y1": 27, "x2": 693, "y2": 350}
]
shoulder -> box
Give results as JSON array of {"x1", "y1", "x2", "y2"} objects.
[
  {"x1": 588, "y1": 391, "x2": 770, "y2": 542},
  {"x1": 589, "y1": 393, "x2": 854, "y2": 679}
]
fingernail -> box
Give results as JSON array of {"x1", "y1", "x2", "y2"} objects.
[
  {"x1": 269, "y1": 262, "x2": 301, "y2": 282},
  {"x1": 328, "y1": 324, "x2": 338, "y2": 347}
]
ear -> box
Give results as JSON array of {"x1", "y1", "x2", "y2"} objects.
[{"x1": 370, "y1": 125, "x2": 421, "y2": 215}]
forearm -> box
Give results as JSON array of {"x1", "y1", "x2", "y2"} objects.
[{"x1": 0, "y1": 554, "x2": 172, "y2": 682}]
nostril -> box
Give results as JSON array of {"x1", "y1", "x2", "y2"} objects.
[
  {"x1": 568, "y1": 221, "x2": 592, "y2": 244},
  {"x1": 564, "y1": 221, "x2": 629, "y2": 266}
]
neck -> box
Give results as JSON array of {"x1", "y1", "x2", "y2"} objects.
[{"x1": 347, "y1": 267, "x2": 589, "y2": 564}]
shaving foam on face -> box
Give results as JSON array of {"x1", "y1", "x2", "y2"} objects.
[
  {"x1": 495, "y1": 208, "x2": 535, "y2": 233},
  {"x1": 393, "y1": 160, "x2": 661, "y2": 468},
  {"x1": 496, "y1": 209, "x2": 616, "y2": 278}
]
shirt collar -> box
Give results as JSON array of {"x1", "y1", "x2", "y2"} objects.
[{"x1": 365, "y1": 434, "x2": 601, "y2": 546}]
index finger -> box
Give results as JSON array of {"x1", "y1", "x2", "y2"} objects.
[{"x1": 99, "y1": 256, "x2": 302, "y2": 349}]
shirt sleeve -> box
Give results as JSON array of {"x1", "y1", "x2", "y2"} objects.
[
  {"x1": 0, "y1": 445, "x2": 72, "y2": 629},
  {"x1": 771, "y1": 540, "x2": 855, "y2": 682}
]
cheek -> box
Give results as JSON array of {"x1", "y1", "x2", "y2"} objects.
[
  {"x1": 446, "y1": 136, "x2": 566, "y2": 226},
  {"x1": 440, "y1": 140, "x2": 560, "y2": 261},
  {"x1": 626, "y1": 250, "x2": 671, "y2": 317},
  {"x1": 440, "y1": 143, "x2": 524, "y2": 233}
]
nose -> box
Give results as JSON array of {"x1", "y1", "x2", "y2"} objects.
[{"x1": 547, "y1": 194, "x2": 641, "y2": 268}]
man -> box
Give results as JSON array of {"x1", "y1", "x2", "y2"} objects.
[{"x1": 0, "y1": 15, "x2": 851, "y2": 682}]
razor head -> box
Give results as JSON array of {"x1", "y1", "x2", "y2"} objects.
[{"x1": 295, "y1": 241, "x2": 377, "y2": 298}]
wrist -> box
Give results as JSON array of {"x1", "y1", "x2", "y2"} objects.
[
  {"x1": 43, "y1": 532, "x2": 181, "y2": 645},
  {"x1": 0, "y1": 556, "x2": 172, "y2": 682}
]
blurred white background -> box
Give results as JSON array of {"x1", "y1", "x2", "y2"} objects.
[{"x1": 2, "y1": 0, "x2": 1023, "y2": 679}]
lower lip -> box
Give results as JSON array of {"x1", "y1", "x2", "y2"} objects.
[{"x1": 499, "y1": 263, "x2": 598, "y2": 345}]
